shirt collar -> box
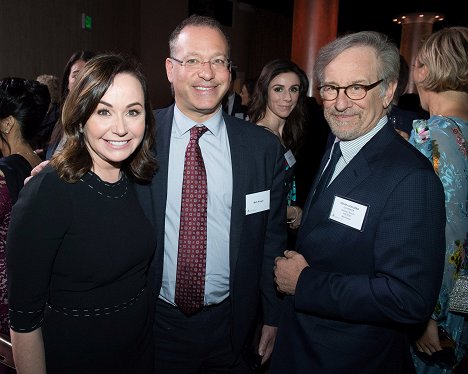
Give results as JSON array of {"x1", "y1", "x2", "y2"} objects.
[
  {"x1": 339, "y1": 115, "x2": 388, "y2": 163},
  {"x1": 173, "y1": 104, "x2": 224, "y2": 137}
]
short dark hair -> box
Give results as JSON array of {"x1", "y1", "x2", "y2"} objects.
[
  {"x1": 169, "y1": 14, "x2": 230, "y2": 57},
  {"x1": 51, "y1": 53, "x2": 157, "y2": 183}
]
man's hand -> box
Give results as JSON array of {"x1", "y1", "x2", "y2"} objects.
[
  {"x1": 258, "y1": 325, "x2": 277, "y2": 364},
  {"x1": 274, "y1": 250, "x2": 309, "y2": 295},
  {"x1": 24, "y1": 160, "x2": 50, "y2": 185}
]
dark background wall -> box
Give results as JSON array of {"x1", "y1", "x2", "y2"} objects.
[
  {"x1": 0, "y1": 0, "x2": 465, "y2": 108},
  {"x1": 0, "y1": 0, "x2": 292, "y2": 108}
]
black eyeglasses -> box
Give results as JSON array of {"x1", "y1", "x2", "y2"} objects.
[
  {"x1": 169, "y1": 57, "x2": 231, "y2": 71},
  {"x1": 318, "y1": 79, "x2": 383, "y2": 101}
]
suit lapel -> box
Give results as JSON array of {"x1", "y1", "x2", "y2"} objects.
[
  {"x1": 302, "y1": 145, "x2": 334, "y2": 220},
  {"x1": 153, "y1": 105, "x2": 174, "y2": 249},
  {"x1": 224, "y1": 115, "x2": 246, "y2": 288},
  {"x1": 297, "y1": 125, "x2": 393, "y2": 246}
]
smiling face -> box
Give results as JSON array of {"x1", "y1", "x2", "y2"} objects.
[
  {"x1": 265, "y1": 72, "x2": 300, "y2": 121},
  {"x1": 322, "y1": 46, "x2": 395, "y2": 141},
  {"x1": 165, "y1": 25, "x2": 230, "y2": 123},
  {"x1": 83, "y1": 72, "x2": 145, "y2": 181}
]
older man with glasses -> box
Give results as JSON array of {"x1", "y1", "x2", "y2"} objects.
[{"x1": 270, "y1": 31, "x2": 446, "y2": 374}]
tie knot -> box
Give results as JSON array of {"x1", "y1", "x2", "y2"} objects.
[
  {"x1": 190, "y1": 125, "x2": 208, "y2": 142},
  {"x1": 331, "y1": 142, "x2": 341, "y2": 158}
]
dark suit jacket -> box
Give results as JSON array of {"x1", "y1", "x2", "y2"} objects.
[
  {"x1": 270, "y1": 123, "x2": 446, "y2": 373},
  {"x1": 136, "y1": 104, "x2": 287, "y2": 356},
  {"x1": 224, "y1": 92, "x2": 246, "y2": 118}
]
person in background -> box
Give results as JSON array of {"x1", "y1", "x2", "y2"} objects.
[
  {"x1": 222, "y1": 68, "x2": 245, "y2": 118},
  {"x1": 248, "y1": 59, "x2": 309, "y2": 235},
  {"x1": 7, "y1": 53, "x2": 157, "y2": 373},
  {"x1": 0, "y1": 77, "x2": 50, "y2": 338},
  {"x1": 409, "y1": 26, "x2": 468, "y2": 374},
  {"x1": 35, "y1": 74, "x2": 60, "y2": 157},
  {"x1": 239, "y1": 77, "x2": 256, "y2": 119},
  {"x1": 387, "y1": 55, "x2": 422, "y2": 140},
  {"x1": 271, "y1": 30, "x2": 446, "y2": 374},
  {"x1": 46, "y1": 50, "x2": 96, "y2": 159},
  {"x1": 135, "y1": 14, "x2": 287, "y2": 372}
]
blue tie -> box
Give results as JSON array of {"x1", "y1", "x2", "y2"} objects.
[{"x1": 311, "y1": 142, "x2": 341, "y2": 203}]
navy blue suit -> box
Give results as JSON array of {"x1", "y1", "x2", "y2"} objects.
[
  {"x1": 136, "y1": 104, "x2": 287, "y2": 360},
  {"x1": 270, "y1": 123, "x2": 446, "y2": 373}
]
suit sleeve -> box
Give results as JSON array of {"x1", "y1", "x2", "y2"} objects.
[
  {"x1": 261, "y1": 140, "x2": 288, "y2": 326},
  {"x1": 294, "y1": 168, "x2": 446, "y2": 324}
]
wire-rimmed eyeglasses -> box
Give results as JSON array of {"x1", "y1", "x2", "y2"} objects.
[
  {"x1": 169, "y1": 57, "x2": 231, "y2": 71},
  {"x1": 318, "y1": 79, "x2": 383, "y2": 101}
]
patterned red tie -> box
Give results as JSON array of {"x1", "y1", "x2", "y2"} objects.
[{"x1": 175, "y1": 125, "x2": 209, "y2": 315}]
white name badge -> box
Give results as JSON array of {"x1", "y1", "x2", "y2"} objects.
[
  {"x1": 245, "y1": 190, "x2": 270, "y2": 215},
  {"x1": 329, "y1": 196, "x2": 368, "y2": 231},
  {"x1": 284, "y1": 149, "x2": 296, "y2": 168}
]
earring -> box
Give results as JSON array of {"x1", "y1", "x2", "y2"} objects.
[
  {"x1": 1, "y1": 121, "x2": 10, "y2": 134},
  {"x1": 79, "y1": 124, "x2": 84, "y2": 133}
]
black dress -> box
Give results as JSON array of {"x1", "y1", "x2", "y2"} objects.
[{"x1": 6, "y1": 166, "x2": 156, "y2": 373}]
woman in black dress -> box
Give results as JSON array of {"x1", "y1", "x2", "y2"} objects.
[{"x1": 7, "y1": 54, "x2": 157, "y2": 373}]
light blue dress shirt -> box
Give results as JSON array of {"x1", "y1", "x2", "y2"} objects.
[{"x1": 160, "y1": 105, "x2": 233, "y2": 306}]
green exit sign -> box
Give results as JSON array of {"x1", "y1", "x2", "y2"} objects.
[{"x1": 81, "y1": 13, "x2": 92, "y2": 30}]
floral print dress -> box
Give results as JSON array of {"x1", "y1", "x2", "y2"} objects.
[{"x1": 410, "y1": 115, "x2": 468, "y2": 373}]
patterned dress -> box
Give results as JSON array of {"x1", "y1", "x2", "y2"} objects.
[
  {"x1": 410, "y1": 115, "x2": 468, "y2": 373},
  {"x1": 0, "y1": 178, "x2": 12, "y2": 335},
  {"x1": 0, "y1": 155, "x2": 33, "y2": 336}
]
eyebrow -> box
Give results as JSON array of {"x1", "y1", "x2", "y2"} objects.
[
  {"x1": 272, "y1": 84, "x2": 300, "y2": 88},
  {"x1": 99, "y1": 100, "x2": 144, "y2": 108}
]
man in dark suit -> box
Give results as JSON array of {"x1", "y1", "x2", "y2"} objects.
[
  {"x1": 136, "y1": 15, "x2": 287, "y2": 373},
  {"x1": 222, "y1": 68, "x2": 246, "y2": 119},
  {"x1": 270, "y1": 31, "x2": 446, "y2": 373}
]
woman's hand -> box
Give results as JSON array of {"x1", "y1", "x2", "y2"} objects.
[{"x1": 287, "y1": 206, "x2": 302, "y2": 230}]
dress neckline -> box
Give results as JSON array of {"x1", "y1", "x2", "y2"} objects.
[{"x1": 79, "y1": 170, "x2": 128, "y2": 199}]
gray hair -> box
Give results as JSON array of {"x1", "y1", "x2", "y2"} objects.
[{"x1": 314, "y1": 31, "x2": 400, "y2": 96}]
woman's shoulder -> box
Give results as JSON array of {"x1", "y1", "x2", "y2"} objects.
[
  {"x1": 428, "y1": 115, "x2": 467, "y2": 131},
  {"x1": 22, "y1": 165, "x2": 67, "y2": 197},
  {"x1": 0, "y1": 155, "x2": 33, "y2": 203}
]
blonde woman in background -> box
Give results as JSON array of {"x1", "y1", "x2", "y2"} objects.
[{"x1": 410, "y1": 26, "x2": 468, "y2": 374}]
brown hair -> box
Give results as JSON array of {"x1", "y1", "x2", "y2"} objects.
[
  {"x1": 50, "y1": 53, "x2": 157, "y2": 183},
  {"x1": 248, "y1": 59, "x2": 309, "y2": 153}
]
